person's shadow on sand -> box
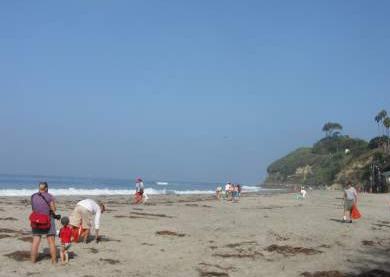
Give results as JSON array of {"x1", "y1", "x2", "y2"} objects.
[
  {"x1": 38, "y1": 248, "x2": 77, "y2": 262},
  {"x1": 329, "y1": 218, "x2": 345, "y2": 223}
]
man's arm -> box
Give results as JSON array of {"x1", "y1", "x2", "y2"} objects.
[
  {"x1": 50, "y1": 201, "x2": 56, "y2": 213},
  {"x1": 94, "y1": 207, "x2": 101, "y2": 242}
]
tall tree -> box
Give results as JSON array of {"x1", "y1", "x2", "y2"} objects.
[
  {"x1": 322, "y1": 122, "x2": 343, "y2": 138},
  {"x1": 375, "y1": 110, "x2": 388, "y2": 136},
  {"x1": 384, "y1": 117, "x2": 390, "y2": 153}
]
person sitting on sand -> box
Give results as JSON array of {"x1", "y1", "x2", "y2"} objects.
[
  {"x1": 343, "y1": 182, "x2": 357, "y2": 223},
  {"x1": 59, "y1": 216, "x2": 72, "y2": 265},
  {"x1": 134, "y1": 177, "x2": 144, "y2": 204},
  {"x1": 69, "y1": 199, "x2": 105, "y2": 243},
  {"x1": 30, "y1": 182, "x2": 58, "y2": 264}
]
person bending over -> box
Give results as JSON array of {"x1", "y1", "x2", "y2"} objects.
[{"x1": 69, "y1": 199, "x2": 105, "y2": 243}]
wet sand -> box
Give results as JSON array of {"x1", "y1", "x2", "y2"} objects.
[{"x1": 1, "y1": 191, "x2": 390, "y2": 277}]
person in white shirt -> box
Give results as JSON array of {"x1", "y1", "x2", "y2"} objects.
[
  {"x1": 69, "y1": 199, "x2": 105, "y2": 243},
  {"x1": 300, "y1": 188, "x2": 307, "y2": 199},
  {"x1": 343, "y1": 182, "x2": 358, "y2": 223}
]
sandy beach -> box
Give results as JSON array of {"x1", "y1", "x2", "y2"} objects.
[{"x1": 1, "y1": 191, "x2": 390, "y2": 277}]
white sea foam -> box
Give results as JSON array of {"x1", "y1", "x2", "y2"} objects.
[
  {"x1": 0, "y1": 186, "x2": 264, "y2": 196},
  {"x1": 242, "y1": 186, "x2": 262, "y2": 192}
]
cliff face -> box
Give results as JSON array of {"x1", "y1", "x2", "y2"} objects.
[{"x1": 264, "y1": 136, "x2": 389, "y2": 188}]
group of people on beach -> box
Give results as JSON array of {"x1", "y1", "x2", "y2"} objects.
[
  {"x1": 28, "y1": 178, "x2": 361, "y2": 266},
  {"x1": 215, "y1": 182, "x2": 241, "y2": 201},
  {"x1": 30, "y1": 182, "x2": 105, "y2": 265},
  {"x1": 29, "y1": 177, "x2": 148, "y2": 264}
]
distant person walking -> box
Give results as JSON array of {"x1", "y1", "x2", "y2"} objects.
[
  {"x1": 30, "y1": 182, "x2": 57, "y2": 264},
  {"x1": 134, "y1": 178, "x2": 144, "y2": 204},
  {"x1": 69, "y1": 199, "x2": 105, "y2": 243},
  {"x1": 343, "y1": 182, "x2": 358, "y2": 223}
]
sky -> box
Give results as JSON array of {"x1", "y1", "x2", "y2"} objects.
[{"x1": 0, "y1": 1, "x2": 389, "y2": 184}]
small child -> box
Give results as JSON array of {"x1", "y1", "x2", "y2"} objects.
[{"x1": 59, "y1": 216, "x2": 72, "y2": 264}]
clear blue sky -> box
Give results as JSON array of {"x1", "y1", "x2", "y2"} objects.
[{"x1": 0, "y1": 1, "x2": 389, "y2": 184}]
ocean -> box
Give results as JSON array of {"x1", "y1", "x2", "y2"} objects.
[{"x1": 0, "y1": 174, "x2": 264, "y2": 196}]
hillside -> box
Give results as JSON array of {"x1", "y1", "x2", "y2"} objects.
[{"x1": 264, "y1": 135, "x2": 390, "y2": 190}]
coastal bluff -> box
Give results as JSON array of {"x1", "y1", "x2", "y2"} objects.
[{"x1": 263, "y1": 135, "x2": 390, "y2": 190}]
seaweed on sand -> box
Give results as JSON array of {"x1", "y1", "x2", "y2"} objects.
[
  {"x1": 265, "y1": 244, "x2": 322, "y2": 256},
  {"x1": 99, "y1": 258, "x2": 120, "y2": 265},
  {"x1": 156, "y1": 230, "x2": 186, "y2": 237}
]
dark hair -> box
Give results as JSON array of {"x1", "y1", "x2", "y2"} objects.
[
  {"x1": 61, "y1": 216, "x2": 69, "y2": 226},
  {"x1": 39, "y1": 182, "x2": 48, "y2": 191}
]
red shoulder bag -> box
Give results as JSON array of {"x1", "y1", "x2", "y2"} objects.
[{"x1": 29, "y1": 193, "x2": 51, "y2": 230}]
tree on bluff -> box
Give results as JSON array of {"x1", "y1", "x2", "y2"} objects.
[
  {"x1": 322, "y1": 122, "x2": 343, "y2": 138},
  {"x1": 375, "y1": 109, "x2": 387, "y2": 136}
]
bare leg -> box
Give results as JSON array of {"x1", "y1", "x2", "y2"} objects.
[
  {"x1": 81, "y1": 228, "x2": 90, "y2": 243},
  {"x1": 47, "y1": 236, "x2": 57, "y2": 264},
  {"x1": 60, "y1": 247, "x2": 65, "y2": 264},
  {"x1": 65, "y1": 250, "x2": 69, "y2": 264},
  {"x1": 31, "y1": 236, "x2": 41, "y2": 263}
]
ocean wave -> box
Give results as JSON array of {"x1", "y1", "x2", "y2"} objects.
[
  {"x1": 0, "y1": 188, "x2": 211, "y2": 196},
  {"x1": 0, "y1": 186, "x2": 264, "y2": 196}
]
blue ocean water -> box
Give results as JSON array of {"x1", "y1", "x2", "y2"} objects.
[{"x1": 0, "y1": 174, "x2": 263, "y2": 196}]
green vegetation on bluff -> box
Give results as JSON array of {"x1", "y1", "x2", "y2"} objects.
[{"x1": 265, "y1": 111, "x2": 390, "y2": 189}]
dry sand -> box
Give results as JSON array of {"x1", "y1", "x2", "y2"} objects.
[{"x1": 1, "y1": 191, "x2": 390, "y2": 277}]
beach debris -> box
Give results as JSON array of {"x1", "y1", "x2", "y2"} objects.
[
  {"x1": 18, "y1": 237, "x2": 33, "y2": 243},
  {"x1": 213, "y1": 251, "x2": 263, "y2": 260},
  {"x1": 373, "y1": 224, "x2": 390, "y2": 229},
  {"x1": 0, "y1": 228, "x2": 19, "y2": 234},
  {"x1": 88, "y1": 248, "x2": 99, "y2": 254},
  {"x1": 361, "y1": 240, "x2": 375, "y2": 246},
  {"x1": 302, "y1": 270, "x2": 390, "y2": 277},
  {"x1": 198, "y1": 270, "x2": 229, "y2": 277},
  {"x1": 99, "y1": 236, "x2": 121, "y2": 243},
  {"x1": 99, "y1": 258, "x2": 120, "y2": 265},
  {"x1": 212, "y1": 241, "x2": 262, "y2": 260},
  {"x1": 0, "y1": 217, "x2": 18, "y2": 221},
  {"x1": 114, "y1": 215, "x2": 156, "y2": 220},
  {"x1": 265, "y1": 244, "x2": 322, "y2": 256},
  {"x1": 0, "y1": 234, "x2": 12, "y2": 239},
  {"x1": 301, "y1": 271, "x2": 345, "y2": 277},
  {"x1": 354, "y1": 269, "x2": 390, "y2": 276},
  {"x1": 186, "y1": 204, "x2": 199, "y2": 207},
  {"x1": 225, "y1": 241, "x2": 258, "y2": 248},
  {"x1": 199, "y1": 263, "x2": 234, "y2": 271},
  {"x1": 130, "y1": 212, "x2": 173, "y2": 218},
  {"x1": 4, "y1": 251, "x2": 31, "y2": 261},
  {"x1": 141, "y1": 243, "x2": 154, "y2": 246},
  {"x1": 156, "y1": 230, "x2": 186, "y2": 237}
]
